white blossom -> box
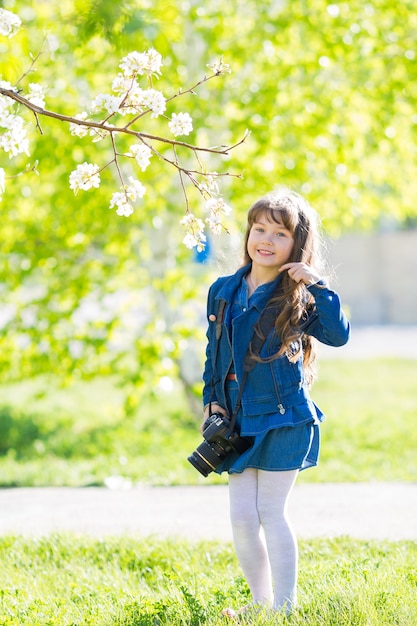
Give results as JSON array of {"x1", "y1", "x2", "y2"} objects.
[
  {"x1": 110, "y1": 75, "x2": 145, "y2": 115},
  {"x1": 90, "y1": 93, "x2": 122, "y2": 115},
  {"x1": 120, "y1": 51, "x2": 150, "y2": 77},
  {"x1": 200, "y1": 172, "x2": 220, "y2": 196},
  {"x1": 112, "y1": 67, "x2": 166, "y2": 116},
  {"x1": 0, "y1": 97, "x2": 11, "y2": 123},
  {"x1": 0, "y1": 167, "x2": 5, "y2": 200},
  {"x1": 0, "y1": 8, "x2": 21, "y2": 38},
  {"x1": 126, "y1": 143, "x2": 152, "y2": 171},
  {"x1": 205, "y1": 196, "x2": 232, "y2": 216},
  {"x1": 69, "y1": 162, "x2": 101, "y2": 194},
  {"x1": 118, "y1": 85, "x2": 145, "y2": 115},
  {"x1": 145, "y1": 48, "x2": 163, "y2": 76},
  {"x1": 111, "y1": 77, "x2": 147, "y2": 115},
  {"x1": 125, "y1": 176, "x2": 146, "y2": 201},
  {"x1": 112, "y1": 73, "x2": 134, "y2": 95},
  {"x1": 205, "y1": 196, "x2": 232, "y2": 235},
  {"x1": 119, "y1": 49, "x2": 163, "y2": 78},
  {"x1": 109, "y1": 192, "x2": 134, "y2": 217},
  {"x1": 206, "y1": 215, "x2": 222, "y2": 235},
  {"x1": 0, "y1": 114, "x2": 29, "y2": 157},
  {"x1": 168, "y1": 112, "x2": 193, "y2": 137},
  {"x1": 109, "y1": 178, "x2": 146, "y2": 217},
  {"x1": 116, "y1": 85, "x2": 166, "y2": 117},
  {"x1": 180, "y1": 213, "x2": 206, "y2": 251},
  {"x1": 0, "y1": 79, "x2": 14, "y2": 92},
  {"x1": 0, "y1": 81, "x2": 36, "y2": 157},
  {"x1": 69, "y1": 112, "x2": 90, "y2": 137},
  {"x1": 168, "y1": 113, "x2": 193, "y2": 137},
  {"x1": 26, "y1": 83, "x2": 45, "y2": 108},
  {"x1": 140, "y1": 89, "x2": 166, "y2": 118},
  {"x1": 206, "y1": 59, "x2": 232, "y2": 75}
]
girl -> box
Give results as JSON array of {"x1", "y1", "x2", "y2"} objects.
[{"x1": 201, "y1": 188, "x2": 350, "y2": 617}]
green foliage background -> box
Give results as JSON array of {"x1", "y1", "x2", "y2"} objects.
[{"x1": 1, "y1": 0, "x2": 416, "y2": 405}]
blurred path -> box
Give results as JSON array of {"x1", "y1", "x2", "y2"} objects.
[
  {"x1": 318, "y1": 324, "x2": 417, "y2": 359},
  {"x1": 0, "y1": 482, "x2": 416, "y2": 541}
]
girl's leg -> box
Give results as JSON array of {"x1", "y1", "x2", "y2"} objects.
[
  {"x1": 228, "y1": 469, "x2": 273, "y2": 606},
  {"x1": 257, "y1": 469, "x2": 299, "y2": 612}
]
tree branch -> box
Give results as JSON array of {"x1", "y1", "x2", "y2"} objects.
[{"x1": 0, "y1": 87, "x2": 248, "y2": 156}]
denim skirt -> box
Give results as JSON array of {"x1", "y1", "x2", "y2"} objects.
[{"x1": 214, "y1": 378, "x2": 320, "y2": 475}]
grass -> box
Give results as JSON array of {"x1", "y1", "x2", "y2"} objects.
[
  {"x1": 311, "y1": 357, "x2": 417, "y2": 482},
  {"x1": 0, "y1": 357, "x2": 416, "y2": 486},
  {"x1": 0, "y1": 534, "x2": 416, "y2": 625}
]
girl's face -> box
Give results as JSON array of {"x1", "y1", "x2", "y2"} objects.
[{"x1": 247, "y1": 210, "x2": 295, "y2": 272}]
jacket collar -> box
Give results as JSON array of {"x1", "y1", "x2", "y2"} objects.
[{"x1": 214, "y1": 263, "x2": 282, "y2": 312}]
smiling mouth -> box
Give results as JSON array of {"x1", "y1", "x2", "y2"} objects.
[{"x1": 257, "y1": 248, "x2": 274, "y2": 255}]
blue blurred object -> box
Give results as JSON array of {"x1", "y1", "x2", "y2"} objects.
[{"x1": 194, "y1": 236, "x2": 212, "y2": 263}]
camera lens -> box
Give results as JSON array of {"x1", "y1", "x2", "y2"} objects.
[
  {"x1": 187, "y1": 451, "x2": 212, "y2": 477},
  {"x1": 187, "y1": 439, "x2": 231, "y2": 477}
]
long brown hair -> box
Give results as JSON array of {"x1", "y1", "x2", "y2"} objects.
[{"x1": 243, "y1": 189, "x2": 325, "y2": 386}]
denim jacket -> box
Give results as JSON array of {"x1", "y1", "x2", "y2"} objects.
[{"x1": 202, "y1": 263, "x2": 350, "y2": 434}]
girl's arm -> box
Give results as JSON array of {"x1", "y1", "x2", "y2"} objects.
[
  {"x1": 202, "y1": 286, "x2": 216, "y2": 407},
  {"x1": 201, "y1": 285, "x2": 229, "y2": 424},
  {"x1": 304, "y1": 282, "x2": 350, "y2": 346},
  {"x1": 279, "y1": 262, "x2": 350, "y2": 347}
]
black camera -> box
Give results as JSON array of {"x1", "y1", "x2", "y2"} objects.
[{"x1": 187, "y1": 411, "x2": 251, "y2": 477}]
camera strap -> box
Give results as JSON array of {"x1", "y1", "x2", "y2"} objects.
[{"x1": 209, "y1": 298, "x2": 279, "y2": 437}]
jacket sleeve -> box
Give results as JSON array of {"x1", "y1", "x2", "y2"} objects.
[
  {"x1": 303, "y1": 283, "x2": 350, "y2": 347},
  {"x1": 202, "y1": 284, "x2": 217, "y2": 408}
]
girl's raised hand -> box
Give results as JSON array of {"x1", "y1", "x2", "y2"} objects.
[{"x1": 279, "y1": 262, "x2": 322, "y2": 285}]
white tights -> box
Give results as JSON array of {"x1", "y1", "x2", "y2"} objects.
[{"x1": 228, "y1": 468, "x2": 298, "y2": 612}]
